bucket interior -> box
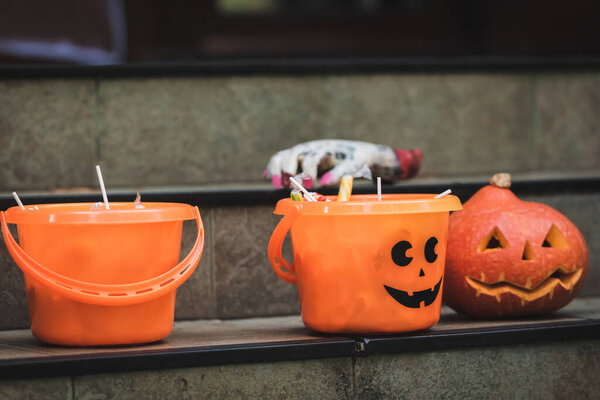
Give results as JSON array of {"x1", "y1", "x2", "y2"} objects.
[{"x1": 17, "y1": 221, "x2": 183, "y2": 284}]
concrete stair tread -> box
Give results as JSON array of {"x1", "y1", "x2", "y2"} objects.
[
  {"x1": 1, "y1": 297, "x2": 599, "y2": 380},
  {"x1": 1, "y1": 170, "x2": 598, "y2": 210}
]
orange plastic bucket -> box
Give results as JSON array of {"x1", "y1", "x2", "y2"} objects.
[
  {"x1": 1, "y1": 202, "x2": 204, "y2": 346},
  {"x1": 268, "y1": 194, "x2": 462, "y2": 334}
]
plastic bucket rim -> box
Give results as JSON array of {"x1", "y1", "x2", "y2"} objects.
[
  {"x1": 274, "y1": 193, "x2": 462, "y2": 216},
  {"x1": 4, "y1": 202, "x2": 196, "y2": 224}
]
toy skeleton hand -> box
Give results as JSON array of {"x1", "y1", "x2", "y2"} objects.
[{"x1": 263, "y1": 139, "x2": 423, "y2": 189}]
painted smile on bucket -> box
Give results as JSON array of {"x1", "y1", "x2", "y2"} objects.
[
  {"x1": 384, "y1": 276, "x2": 443, "y2": 308},
  {"x1": 383, "y1": 237, "x2": 443, "y2": 308}
]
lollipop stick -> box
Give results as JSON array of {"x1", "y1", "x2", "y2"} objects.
[
  {"x1": 290, "y1": 177, "x2": 317, "y2": 202},
  {"x1": 12, "y1": 192, "x2": 25, "y2": 210},
  {"x1": 95, "y1": 165, "x2": 110, "y2": 210},
  {"x1": 435, "y1": 189, "x2": 452, "y2": 199},
  {"x1": 377, "y1": 177, "x2": 382, "y2": 201}
]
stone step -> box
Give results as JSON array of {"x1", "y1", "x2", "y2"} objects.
[{"x1": 1, "y1": 297, "x2": 599, "y2": 399}]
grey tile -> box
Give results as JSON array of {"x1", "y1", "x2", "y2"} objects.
[
  {"x1": 74, "y1": 358, "x2": 353, "y2": 400},
  {"x1": 355, "y1": 340, "x2": 600, "y2": 399},
  {"x1": 213, "y1": 205, "x2": 300, "y2": 318},
  {"x1": 3, "y1": 73, "x2": 599, "y2": 192},
  {"x1": 96, "y1": 74, "x2": 534, "y2": 187},
  {"x1": 537, "y1": 74, "x2": 600, "y2": 170},
  {"x1": 0, "y1": 227, "x2": 30, "y2": 330},
  {"x1": 321, "y1": 73, "x2": 534, "y2": 177},
  {"x1": 0, "y1": 377, "x2": 72, "y2": 400},
  {"x1": 96, "y1": 77, "x2": 329, "y2": 187},
  {"x1": 0, "y1": 80, "x2": 97, "y2": 191},
  {"x1": 521, "y1": 193, "x2": 600, "y2": 297},
  {"x1": 175, "y1": 208, "x2": 215, "y2": 320}
]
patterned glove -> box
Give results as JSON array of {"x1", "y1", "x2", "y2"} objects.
[{"x1": 263, "y1": 139, "x2": 423, "y2": 189}]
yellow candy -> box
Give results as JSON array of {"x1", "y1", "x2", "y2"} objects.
[
  {"x1": 291, "y1": 192, "x2": 303, "y2": 201},
  {"x1": 337, "y1": 175, "x2": 353, "y2": 201}
]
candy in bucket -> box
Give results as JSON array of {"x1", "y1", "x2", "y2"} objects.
[{"x1": 337, "y1": 164, "x2": 373, "y2": 202}]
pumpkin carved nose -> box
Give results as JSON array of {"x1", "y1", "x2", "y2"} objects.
[
  {"x1": 419, "y1": 268, "x2": 425, "y2": 277},
  {"x1": 522, "y1": 241, "x2": 536, "y2": 260}
]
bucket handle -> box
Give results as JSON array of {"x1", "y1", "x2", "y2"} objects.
[
  {"x1": 0, "y1": 207, "x2": 204, "y2": 306},
  {"x1": 267, "y1": 204, "x2": 301, "y2": 285}
]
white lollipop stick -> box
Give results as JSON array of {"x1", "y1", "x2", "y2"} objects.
[
  {"x1": 95, "y1": 165, "x2": 110, "y2": 210},
  {"x1": 377, "y1": 177, "x2": 382, "y2": 201},
  {"x1": 12, "y1": 192, "x2": 25, "y2": 210},
  {"x1": 289, "y1": 177, "x2": 317, "y2": 202},
  {"x1": 435, "y1": 189, "x2": 452, "y2": 199}
]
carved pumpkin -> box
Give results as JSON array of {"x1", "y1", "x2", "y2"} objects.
[{"x1": 444, "y1": 173, "x2": 589, "y2": 318}]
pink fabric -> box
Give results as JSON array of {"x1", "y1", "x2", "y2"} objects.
[{"x1": 393, "y1": 148, "x2": 423, "y2": 179}]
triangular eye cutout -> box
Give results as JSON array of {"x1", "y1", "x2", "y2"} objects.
[
  {"x1": 542, "y1": 224, "x2": 569, "y2": 249},
  {"x1": 478, "y1": 227, "x2": 510, "y2": 252},
  {"x1": 522, "y1": 241, "x2": 536, "y2": 260}
]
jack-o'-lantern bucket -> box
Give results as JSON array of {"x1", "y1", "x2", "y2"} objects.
[
  {"x1": 268, "y1": 194, "x2": 462, "y2": 334},
  {"x1": 1, "y1": 202, "x2": 204, "y2": 346}
]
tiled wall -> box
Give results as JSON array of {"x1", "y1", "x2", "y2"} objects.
[{"x1": 1, "y1": 73, "x2": 599, "y2": 191}]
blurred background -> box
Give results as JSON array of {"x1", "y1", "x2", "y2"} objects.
[
  {"x1": 1, "y1": 0, "x2": 599, "y2": 191},
  {"x1": 1, "y1": 0, "x2": 599, "y2": 344},
  {"x1": 1, "y1": 0, "x2": 600, "y2": 65}
]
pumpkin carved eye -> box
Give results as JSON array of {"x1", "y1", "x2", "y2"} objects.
[
  {"x1": 424, "y1": 237, "x2": 438, "y2": 263},
  {"x1": 542, "y1": 225, "x2": 569, "y2": 249},
  {"x1": 478, "y1": 227, "x2": 510, "y2": 252},
  {"x1": 391, "y1": 241, "x2": 412, "y2": 267}
]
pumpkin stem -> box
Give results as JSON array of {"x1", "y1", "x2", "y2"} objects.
[{"x1": 490, "y1": 173, "x2": 511, "y2": 189}]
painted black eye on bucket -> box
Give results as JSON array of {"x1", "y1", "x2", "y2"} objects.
[
  {"x1": 425, "y1": 237, "x2": 438, "y2": 263},
  {"x1": 391, "y1": 241, "x2": 413, "y2": 267}
]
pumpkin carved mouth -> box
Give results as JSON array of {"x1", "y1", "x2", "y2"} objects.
[
  {"x1": 384, "y1": 276, "x2": 443, "y2": 308},
  {"x1": 466, "y1": 266, "x2": 583, "y2": 305}
]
